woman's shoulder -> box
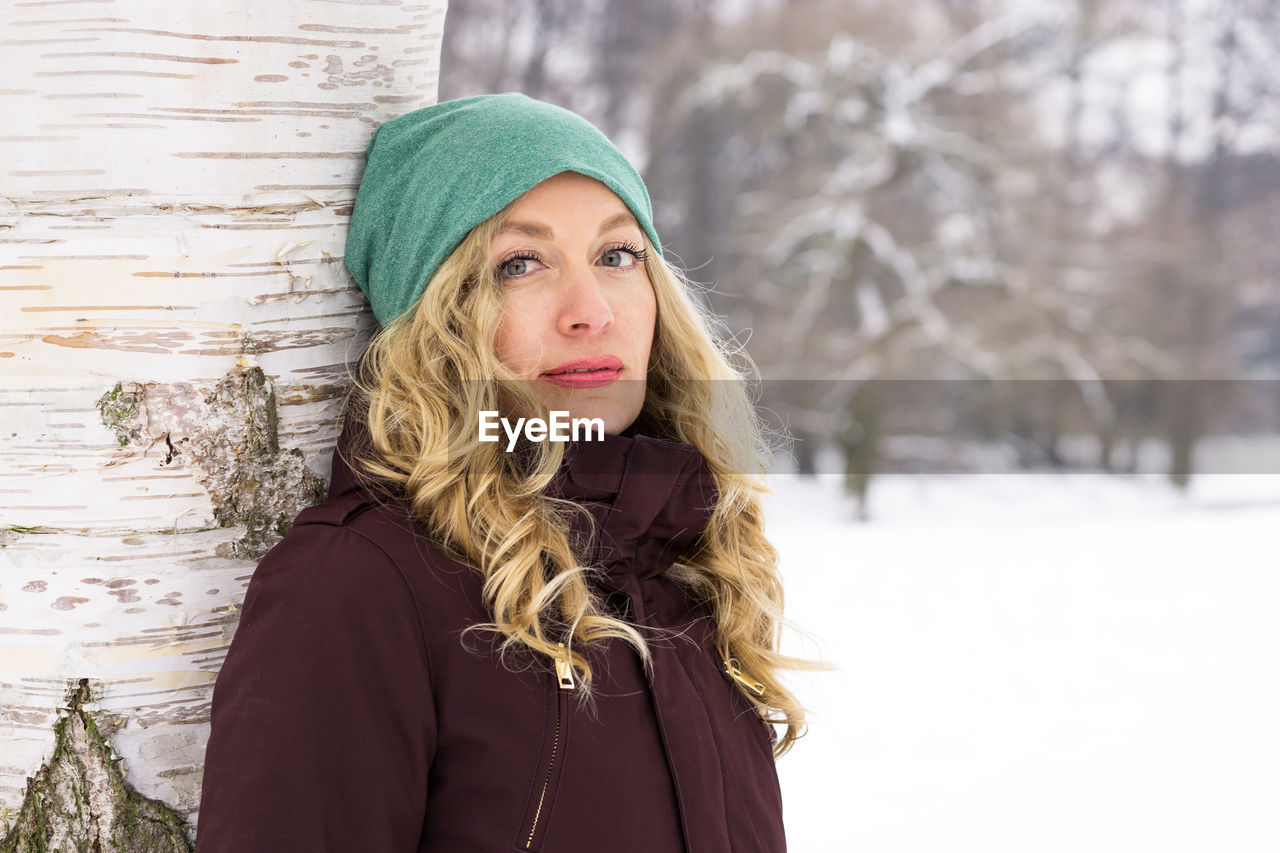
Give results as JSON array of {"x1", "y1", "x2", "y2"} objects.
[
  {"x1": 286, "y1": 489, "x2": 447, "y2": 570},
  {"x1": 264, "y1": 490, "x2": 489, "y2": 625},
  {"x1": 246, "y1": 500, "x2": 418, "y2": 617}
]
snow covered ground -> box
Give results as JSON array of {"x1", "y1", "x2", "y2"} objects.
[{"x1": 768, "y1": 470, "x2": 1280, "y2": 853}]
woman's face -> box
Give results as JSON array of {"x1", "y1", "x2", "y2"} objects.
[{"x1": 492, "y1": 171, "x2": 656, "y2": 435}]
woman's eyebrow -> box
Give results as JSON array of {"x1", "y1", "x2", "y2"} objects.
[
  {"x1": 496, "y1": 212, "x2": 639, "y2": 241},
  {"x1": 595, "y1": 212, "x2": 639, "y2": 235}
]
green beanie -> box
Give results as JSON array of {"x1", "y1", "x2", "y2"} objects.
[{"x1": 344, "y1": 92, "x2": 664, "y2": 328}]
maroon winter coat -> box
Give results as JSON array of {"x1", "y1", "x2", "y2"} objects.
[{"x1": 196, "y1": 408, "x2": 786, "y2": 852}]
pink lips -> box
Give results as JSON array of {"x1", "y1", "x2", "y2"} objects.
[{"x1": 540, "y1": 355, "x2": 623, "y2": 388}]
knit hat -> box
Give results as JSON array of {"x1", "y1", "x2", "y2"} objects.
[{"x1": 344, "y1": 92, "x2": 664, "y2": 328}]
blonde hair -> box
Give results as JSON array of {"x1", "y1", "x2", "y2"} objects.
[{"x1": 344, "y1": 195, "x2": 822, "y2": 756}]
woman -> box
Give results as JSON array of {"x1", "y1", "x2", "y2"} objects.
[{"x1": 196, "y1": 93, "x2": 811, "y2": 852}]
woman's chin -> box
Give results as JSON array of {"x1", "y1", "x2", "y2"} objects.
[{"x1": 524, "y1": 388, "x2": 644, "y2": 437}]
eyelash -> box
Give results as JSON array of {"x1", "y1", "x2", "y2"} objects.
[{"x1": 495, "y1": 240, "x2": 650, "y2": 280}]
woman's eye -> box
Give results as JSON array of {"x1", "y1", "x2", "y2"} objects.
[
  {"x1": 602, "y1": 243, "x2": 647, "y2": 268},
  {"x1": 601, "y1": 250, "x2": 634, "y2": 268},
  {"x1": 496, "y1": 252, "x2": 543, "y2": 280}
]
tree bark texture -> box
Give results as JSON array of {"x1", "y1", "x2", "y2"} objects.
[{"x1": 0, "y1": 2, "x2": 447, "y2": 847}]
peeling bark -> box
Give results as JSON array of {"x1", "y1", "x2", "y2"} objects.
[
  {"x1": 0, "y1": 680, "x2": 190, "y2": 853},
  {"x1": 95, "y1": 366, "x2": 328, "y2": 561}
]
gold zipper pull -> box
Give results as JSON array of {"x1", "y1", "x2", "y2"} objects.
[
  {"x1": 554, "y1": 642, "x2": 576, "y2": 690},
  {"x1": 724, "y1": 657, "x2": 765, "y2": 697}
]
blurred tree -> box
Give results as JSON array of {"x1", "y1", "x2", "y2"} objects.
[
  {"x1": 438, "y1": 0, "x2": 713, "y2": 138},
  {"x1": 1070, "y1": 0, "x2": 1280, "y2": 485},
  {"x1": 644, "y1": 0, "x2": 1124, "y2": 507},
  {"x1": 643, "y1": 0, "x2": 1280, "y2": 502}
]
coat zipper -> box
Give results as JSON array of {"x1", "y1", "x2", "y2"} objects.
[
  {"x1": 525, "y1": 643, "x2": 575, "y2": 849},
  {"x1": 723, "y1": 656, "x2": 765, "y2": 697}
]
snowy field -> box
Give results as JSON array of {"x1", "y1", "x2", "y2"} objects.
[{"x1": 768, "y1": 470, "x2": 1280, "y2": 853}]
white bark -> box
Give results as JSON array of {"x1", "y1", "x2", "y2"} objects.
[{"x1": 0, "y1": 1, "x2": 447, "y2": 842}]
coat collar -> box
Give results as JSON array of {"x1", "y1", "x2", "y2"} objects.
[
  {"x1": 547, "y1": 430, "x2": 718, "y2": 589},
  {"x1": 327, "y1": 406, "x2": 717, "y2": 588}
]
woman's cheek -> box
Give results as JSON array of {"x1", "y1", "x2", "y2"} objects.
[{"x1": 494, "y1": 306, "x2": 539, "y2": 377}]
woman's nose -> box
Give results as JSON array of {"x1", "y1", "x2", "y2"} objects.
[{"x1": 557, "y1": 262, "x2": 614, "y2": 335}]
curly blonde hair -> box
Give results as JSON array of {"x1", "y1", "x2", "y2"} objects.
[{"x1": 343, "y1": 192, "x2": 821, "y2": 756}]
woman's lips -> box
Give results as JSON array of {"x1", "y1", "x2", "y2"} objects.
[
  {"x1": 540, "y1": 355, "x2": 623, "y2": 388},
  {"x1": 539, "y1": 367, "x2": 621, "y2": 388}
]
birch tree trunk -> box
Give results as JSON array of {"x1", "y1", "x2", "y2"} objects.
[{"x1": 0, "y1": 2, "x2": 447, "y2": 847}]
